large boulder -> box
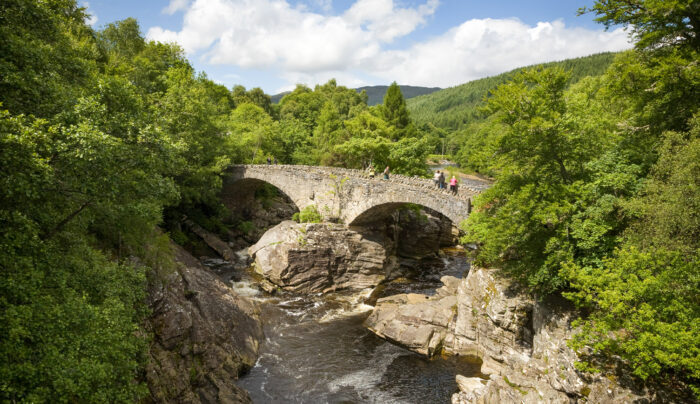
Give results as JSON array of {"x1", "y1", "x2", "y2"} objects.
[
  {"x1": 363, "y1": 276, "x2": 461, "y2": 356},
  {"x1": 248, "y1": 221, "x2": 389, "y2": 293},
  {"x1": 145, "y1": 242, "x2": 263, "y2": 404}
]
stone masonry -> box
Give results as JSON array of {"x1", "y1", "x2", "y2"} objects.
[{"x1": 223, "y1": 165, "x2": 486, "y2": 225}]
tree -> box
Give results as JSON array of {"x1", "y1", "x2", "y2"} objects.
[
  {"x1": 382, "y1": 82, "x2": 410, "y2": 129},
  {"x1": 462, "y1": 67, "x2": 610, "y2": 294},
  {"x1": 0, "y1": 0, "x2": 96, "y2": 117},
  {"x1": 382, "y1": 82, "x2": 415, "y2": 140},
  {"x1": 580, "y1": 0, "x2": 700, "y2": 51},
  {"x1": 232, "y1": 85, "x2": 274, "y2": 116},
  {"x1": 313, "y1": 101, "x2": 344, "y2": 165},
  {"x1": 563, "y1": 122, "x2": 700, "y2": 392},
  {"x1": 225, "y1": 102, "x2": 278, "y2": 164},
  {"x1": 98, "y1": 18, "x2": 145, "y2": 60}
]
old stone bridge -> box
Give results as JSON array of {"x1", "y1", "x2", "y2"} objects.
[{"x1": 222, "y1": 165, "x2": 488, "y2": 226}]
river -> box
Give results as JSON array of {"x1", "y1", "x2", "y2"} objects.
[{"x1": 213, "y1": 251, "x2": 481, "y2": 403}]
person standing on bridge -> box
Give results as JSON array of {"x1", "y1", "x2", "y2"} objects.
[
  {"x1": 383, "y1": 166, "x2": 390, "y2": 180},
  {"x1": 449, "y1": 175, "x2": 458, "y2": 195},
  {"x1": 368, "y1": 164, "x2": 376, "y2": 178},
  {"x1": 438, "y1": 171, "x2": 446, "y2": 189},
  {"x1": 433, "y1": 170, "x2": 441, "y2": 188}
]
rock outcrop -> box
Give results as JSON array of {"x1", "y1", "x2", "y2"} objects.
[
  {"x1": 393, "y1": 207, "x2": 459, "y2": 259},
  {"x1": 365, "y1": 267, "x2": 653, "y2": 403},
  {"x1": 145, "y1": 242, "x2": 263, "y2": 404},
  {"x1": 364, "y1": 276, "x2": 460, "y2": 356},
  {"x1": 446, "y1": 267, "x2": 534, "y2": 374},
  {"x1": 248, "y1": 221, "x2": 390, "y2": 293}
]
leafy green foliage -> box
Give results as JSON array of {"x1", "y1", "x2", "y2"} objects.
[
  {"x1": 459, "y1": 1, "x2": 699, "y2": 395},
  {"x1": 292, "y1": 205, "x2": 322, "y2": 223},
  {"x1": 462, "y1": 67, "x2": 612, "y2": 294},
  {"x1": 382, "y1": 81, "x2": 412, "y2": 134},
  {"x1": 0, "y1": 3, "x2": 235, "y2": 400},
  {"x1": 0, "y1": 0, "x2": 96, "y2": 118},
  {"x1": 579, "y1": 0, "x2": 700, "y2": 51},
  {"x1": 272, "y1": 79, "x2": 430, "y2": 176}
]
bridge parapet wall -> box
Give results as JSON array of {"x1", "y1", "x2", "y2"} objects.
[{"x1": 224, "y1": 165, "x2": 487, "y2": 226}]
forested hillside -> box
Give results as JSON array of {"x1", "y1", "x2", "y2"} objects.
[
  {"x1": 407, "y1": 52, "x2": 617, "y2": 131},
  {"x1": 271, "y1": 84, "x2": 441, "y2": 105},
  {"x1": 356, "y1": 85, "x2": 442, "y2": 106}
]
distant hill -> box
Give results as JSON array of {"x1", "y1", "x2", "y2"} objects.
[
  {"x1": 407, "y1": 52, "x2": 619, "y2": 131},
  {"x1": 270, "y1": 85, "x2": 441, "y2": 105},
  {"x1": 270, "y1": 92, "x2": 290, "y2": 104},
  {"x1": 356, "y1": 85, "x2": 442, "y2": 106}
]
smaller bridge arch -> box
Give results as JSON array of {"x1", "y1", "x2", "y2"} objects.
[{"x1": 223, "y1": 165, "x2": 484, "y2": 226}]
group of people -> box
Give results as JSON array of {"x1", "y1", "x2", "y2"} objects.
[
  {"x1": 367, "y1": 164, "x2": 390, "y2": 180},
  {"x1": 365, "y1": 164, "x2": 459, "y2": 195},
  {"x1": 434, "y1": 170, "x2": 459, "y2": 195}
]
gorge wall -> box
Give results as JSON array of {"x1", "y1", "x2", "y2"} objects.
[{"x1": 145, "y1": 242, "x2": 263, "y2": 403}]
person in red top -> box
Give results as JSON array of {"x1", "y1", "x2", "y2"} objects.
[{"x1": 449, "y1": 175, "x2": 458, "y2": 195}]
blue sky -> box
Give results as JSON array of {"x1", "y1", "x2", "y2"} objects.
[{"x1": 82, "y1": 0, "x2": 631, "y2": 94}]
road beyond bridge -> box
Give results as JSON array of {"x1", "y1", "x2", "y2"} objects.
[{"x1": 223, "y1": 165, "x2": 488, "y2": 226}]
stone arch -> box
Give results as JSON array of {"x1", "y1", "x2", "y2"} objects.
[
  {"x1": 222, "y1": 166, "x2": 318, "y2": 214},
  {"x1": 342, "y1": 189, "x2": 469, "y2": 226},
  {"x1": 221, "y1": 177, "x2": 298, "y2": 210},
  {"x1": 347, "y1": 202, "x2": 460, "y2": 259},
  {"x1": 347, "y1": 202, "x2": 453, "y2": 227}
]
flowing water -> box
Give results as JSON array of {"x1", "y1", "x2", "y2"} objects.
[{"x1": 211, "y1": 251, "x2": 481, "y2": 403}]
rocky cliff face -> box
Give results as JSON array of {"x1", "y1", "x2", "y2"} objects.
[
  {"x1": 391, "y1": 207, "x2": 458, "y2": 259},
  {"x1": 145, "y1": 242, "x2": 263, "y2": 403},
  {"x1": 365, "y1": 267, "x2": 652, "y2": 403},
  {"x1": 248, "y1": 221, "x2": 389, "y2": 293}
]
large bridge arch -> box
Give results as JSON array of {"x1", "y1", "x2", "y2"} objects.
[
  {"x1": 347, "y1": 202, "x2": 453, "y2": 227},
  {"x1": 223, "y1": 165, "x2": 481, "y2": 226},
  {"x1": 220, "y1": 177, "x2": 300, "y2": 218}
]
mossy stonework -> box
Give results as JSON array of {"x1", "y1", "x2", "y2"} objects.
[{"x1": 223, "y1": 165, "x2": 485, "y2": 226}]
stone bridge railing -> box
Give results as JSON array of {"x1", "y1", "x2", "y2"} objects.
[{"x1": 222, "y1": 164, "x2": 489, "y2": 226}]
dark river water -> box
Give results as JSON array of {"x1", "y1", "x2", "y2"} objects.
[{"x1": 218, "y1": 251, "x2": 480, "y2": 403}]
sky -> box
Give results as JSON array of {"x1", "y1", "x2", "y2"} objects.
[{"x1": 81, "y1": 0, "x2": 633, "y2": 94}]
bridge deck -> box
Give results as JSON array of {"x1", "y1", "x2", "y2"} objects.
[{"x1": 232, "y1": 164, "x2": 489, "y2": 200}]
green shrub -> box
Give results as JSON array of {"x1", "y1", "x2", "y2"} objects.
[
  {"x1": 237, "y1": 220, "x2": 255, "y2": 234},
  {"x1": 293, "y1": 205, "x2": 322, "y2": 223}
]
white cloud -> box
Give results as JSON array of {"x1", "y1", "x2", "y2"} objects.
[
  {"x1": 146, "y1": 1, "x2": 632, "y2": 91},
  {"x1": 344, "y1": 0, "x2": 439, "y2": 42},
  {"x1": 147, "y1": 0, "x2": 436, "y2": 66},
  {"x1": 163, "y1": 0, "x2": 193, "y2": 15},
  {"x1": 82, "y1": 2, "x2": 98, "y2": 26},
  {"x1": 375, "y1": 18, "x2": 631, "y2": 87}
]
